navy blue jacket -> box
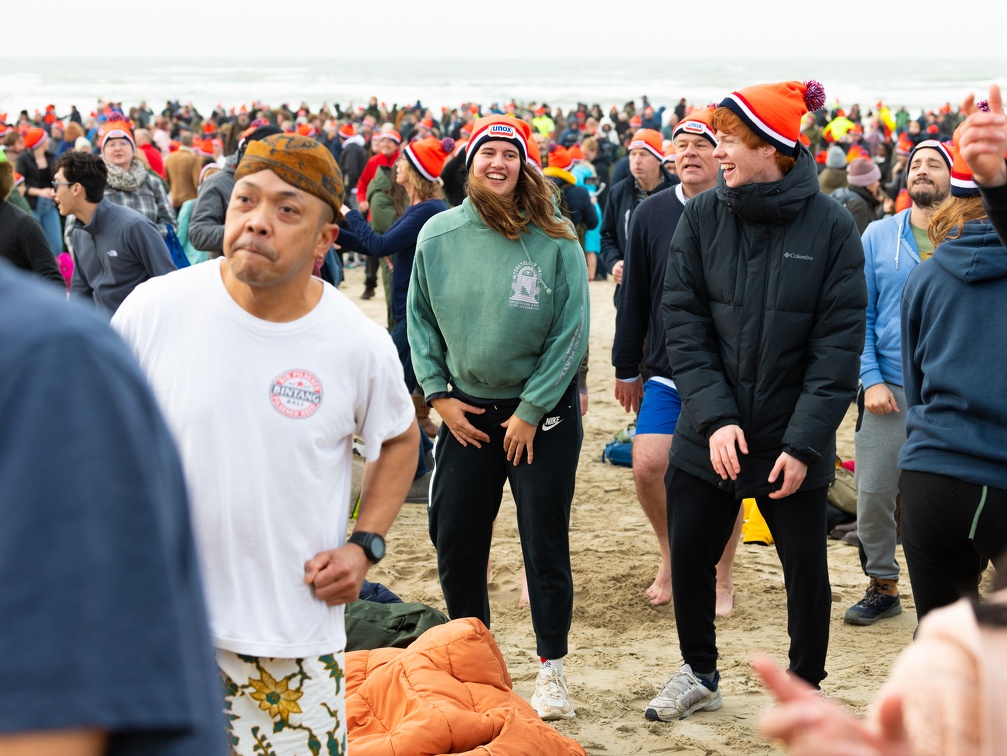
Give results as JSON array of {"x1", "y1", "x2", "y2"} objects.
[
  {"x1": 338, "y1": 199, "x2": 448, "y2": 322},
  {"x1": 900, "y1": 209, "x2": 1007, "y2": 489},
  {"x1": 613, "y1": 184, "x2": 687, "y2": 380}
]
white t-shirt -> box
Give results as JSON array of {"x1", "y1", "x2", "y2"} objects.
[{"x1": 113, "y1": 259, "x2": 414, "y2": 657}]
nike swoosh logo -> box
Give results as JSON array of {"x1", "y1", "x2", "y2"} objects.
[{"x1": 542, "y1": 417, "x2": 563, "y2": 431}]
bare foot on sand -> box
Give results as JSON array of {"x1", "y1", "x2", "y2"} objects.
[
  {"x1": 518, "y1": 569, "x2": 530, "y2": 608},
  {"x1": 646, "y1": 567, "x2": 672, "y2": 607},
  {"x1": 716, "y1": 580, "x2": 734, "y2": 616}
]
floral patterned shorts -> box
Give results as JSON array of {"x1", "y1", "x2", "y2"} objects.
[{"x1": 216, "y1": 648, "x2": 347, "y2": 756}]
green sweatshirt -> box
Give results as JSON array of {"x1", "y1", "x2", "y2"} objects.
[{"x1": 408, "y1": 199, "x2": 590, "y2": 425}]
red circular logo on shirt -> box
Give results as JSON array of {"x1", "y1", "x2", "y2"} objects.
[{"x1": 269, "y1": 370, "x2": 323, "y2": 419}]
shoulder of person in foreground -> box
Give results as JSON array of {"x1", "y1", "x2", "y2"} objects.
[{"x1": 0, "y1": 263, "x2": 227, "y2": 753}]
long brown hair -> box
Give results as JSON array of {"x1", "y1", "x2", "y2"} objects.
[
  {"x1": 399, "y1": 158, "x2": 443, "y2": 204},
  {"x1": 467, "y1": 161, "x2": 575, "y2": 241},
  {"x1": 928, "y1": 195, "x2": 986, "y2": 248}
]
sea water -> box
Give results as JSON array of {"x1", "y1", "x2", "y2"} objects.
[{"x1": 2, "y1": 56, "x2": 1003, "y2": 120}]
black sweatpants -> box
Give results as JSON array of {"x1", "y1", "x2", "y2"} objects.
[
  {"x1": 900, "y1": 470, "x2": 1007, "y2": 622},
  {"x1": 666, "y1": 466, "x2": 832, "y2": 687},
  {"x1": 364, "y1": 254, "x2": 379, "y2": 290},
  {"x1": 428, "y1": 382, "x2": 581, "y2": 659}
]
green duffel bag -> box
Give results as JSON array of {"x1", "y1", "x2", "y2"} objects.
[{"x1": 344, "y1": 600, "x2": 449, "y2": 652}]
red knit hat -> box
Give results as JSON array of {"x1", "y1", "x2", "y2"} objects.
[
  {"x1": 846, "y1": 144, "x2": 871, "y2": 163},
  {"x1": 338, "y1": 123, "x2": 355, "y2": 139},
  {"x1": 100, "y1": 121, "x2": 135, "y2": 152},
  {"x1": 672, "y1": 107, "x2": 718, "y2": 146},
  {"x1": 896, "y1": 133, "x2": 914, "y2": 157},
  {"x1": 662, "y1": 143, "x2": 677, "y2": 164},
  {"x1": 202, "y1": 121, "x2": 216, "y2": 134},
  {"x1": 378, "y1": 129, "x2": 402, "y2": 145},
  {"x1": 466, "y1": 115, "x2": 530, "y2": 170},
  {"x1": 13, "y1": 171, "x2": 25, "y2": 186},
  {"x1": 195, "y1": 138, "x2": 215, "y2": 158},
  {"x1": 403, "y1": 136, "x2": 456, "y2": 181},
  {"x1": 627, "y1": 129, "x2": 664, "y2": 161},
  {"x1": 629, "y1": 115, "x2": 643, "y2": 129},
  {"x1": 168, "y1": 140, "x2": 180, "y2": 153},
  {"x1": 296, "y1": 123, "x2": 318, "y2": 139},
  {"x1": 949, "y1": 126, "x2": 978, "y2": 198},
  {"x1": 546, "y1": 144, "x2": 574, "y2": 171},
  {"x1": 568, "y1": 144, "x2": 584, "y2": 163},
  {"x1": 24, "y1": 127, "x2": 48, "y2": 150},
  {"x1": 719, "y1": 80, "x2": 826, "y2": 156}
]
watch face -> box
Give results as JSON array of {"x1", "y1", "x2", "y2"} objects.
[{"x1": 369, "y1": 534, "x2": 386, "y2": 561}]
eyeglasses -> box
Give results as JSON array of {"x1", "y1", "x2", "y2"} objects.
[{"x1": 51, "y1": 181, "x2": 75, "y2": 189}]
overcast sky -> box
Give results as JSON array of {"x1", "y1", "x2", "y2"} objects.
[{"x1": 3, "y1": 0, "x2": 1001, "y2": 59}]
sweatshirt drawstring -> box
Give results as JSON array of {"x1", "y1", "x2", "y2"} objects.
[
  {"x1": 895, "y1": 215, "x2": 904, "y2": 270},
  {"x1": 519, "y1": 236, "x2": 552, "y2": 295}
]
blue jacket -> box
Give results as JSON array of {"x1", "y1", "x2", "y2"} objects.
[
  {"x1": 860, "y1": 209, "x2": 920, "y2": 389},
  {"x1": 899, "y1": 217, "x2": 1007, "y2": 489}
]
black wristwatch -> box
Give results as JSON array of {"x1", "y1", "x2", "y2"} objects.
[{"x1": 347, "y1": 531, "x2": 386, "y2": 564}]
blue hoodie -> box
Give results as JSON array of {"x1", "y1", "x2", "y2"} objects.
[
  {"x1": 860, "y1": 209, "x2": 921, "y2": 388},
  {"x1": 899, "y1": 217, "x2": 1007, "y2": 489}
]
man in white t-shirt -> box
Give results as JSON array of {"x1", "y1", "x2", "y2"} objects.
[{"x1": 113, "y1": 133, "x2": 418, "y2": 755}]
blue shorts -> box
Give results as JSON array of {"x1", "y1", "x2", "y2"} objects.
[{"x1": 635, "y1": 379, "x2": 682, "y2": 436}]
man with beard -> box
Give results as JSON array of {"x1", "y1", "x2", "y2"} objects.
[
  {"x1": 844, "y1": 139, "x2": 952, "y2": 626},
  {"x1": 612, "y1": 110, "x2": 741, "y2": 613}
]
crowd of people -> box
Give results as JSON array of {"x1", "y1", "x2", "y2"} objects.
[{"x1": 2, "y1": 80, "x2": 1006, "y2": 756}]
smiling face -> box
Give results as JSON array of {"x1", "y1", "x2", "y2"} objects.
[
  {"x1": 907, "y1": 148, "x2": 951, "y2": 208},
  {"x1": 223, "y1": 170, "x2": 335, "y2": 290},
  {"x1": 713, "y1": 131, "x2": 781, "y2": 188},
  {"x1": 470, "y1": 140, "x2": 521, "y2": 198},
  {"x1": 673, "y1": 133, "x2": 719, "y2": 195}
]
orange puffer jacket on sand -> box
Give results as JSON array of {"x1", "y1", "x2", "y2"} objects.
[{"x1": 347, "y1": 617, "x2": 586, "y2": 755}]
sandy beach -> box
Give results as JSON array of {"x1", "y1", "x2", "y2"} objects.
[{"x1": 345, "y1": 263, "x2": 919, "y2": 755}]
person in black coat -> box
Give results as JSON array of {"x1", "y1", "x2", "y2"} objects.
[{"x1": 648, "y1": 81, "x2": 866, "y2": 723}]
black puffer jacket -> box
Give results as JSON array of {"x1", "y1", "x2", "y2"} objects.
[{"x1": 663, "y1": 148, "x2": 866, "y2": 498}]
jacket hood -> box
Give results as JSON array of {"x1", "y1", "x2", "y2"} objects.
[
  {"x1": 716, "y1": 147, "x2": 821, "y2": 225},
  {"x1": 935, "y1": 218, "x2": 1007, "y2": 284}
]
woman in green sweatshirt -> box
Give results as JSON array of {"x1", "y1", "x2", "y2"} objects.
[{"x1": 407, "y1": 115, "x2": 589, "y2": 722}]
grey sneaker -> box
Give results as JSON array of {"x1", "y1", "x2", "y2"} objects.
[
  {"x1": 645, "y1": 664, "x2": 722, "y2": 721},
  {"x1": 530, "y1": 666, "x2": 575, "y2": 720},
  {"x1": 844, "y1": 579, "x2": 902, "y2": 625}
]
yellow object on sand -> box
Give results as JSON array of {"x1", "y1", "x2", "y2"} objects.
[{"x1": 742, "y1": 498, "x2": 774, "y2": 546}]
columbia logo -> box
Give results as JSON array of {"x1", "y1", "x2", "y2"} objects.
[
  {"x1": 106, "y1": 249, "x2": 119, "y2": 257},
  {"x1": 784, "y1": 252, "x2": 813, "y2": 261}
]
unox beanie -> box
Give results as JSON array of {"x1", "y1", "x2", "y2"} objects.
[
  {"x1": 672, "y1": 108, "x2": 718, "y2": 146},
  {"x1": 404, "y1": 136, "x2": 456, "y2": 181},
  {"x1": 719, "y1": 80, "x2": 826, "y2": 157},
  {"x1": 627, "y1": 129, "x2": 664, "y2": 161},
  {"x1": 907, "y1": 139, "x2": 953, "y2": 173},
  {"x1": 466, "y1": 115, "x2": 529, "y2": 170}
]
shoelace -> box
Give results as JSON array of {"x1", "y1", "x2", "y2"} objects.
[{"x1": 660, "y1": 671, "x2": 700, "y2": 698}]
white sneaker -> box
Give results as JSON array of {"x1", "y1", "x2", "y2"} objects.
[
  {"x1": 645, "y1": 664, "x2": 722, "y2": 721},
  {"x1": 530, "y1": 666, "x2": 576, "y2": 720}
]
